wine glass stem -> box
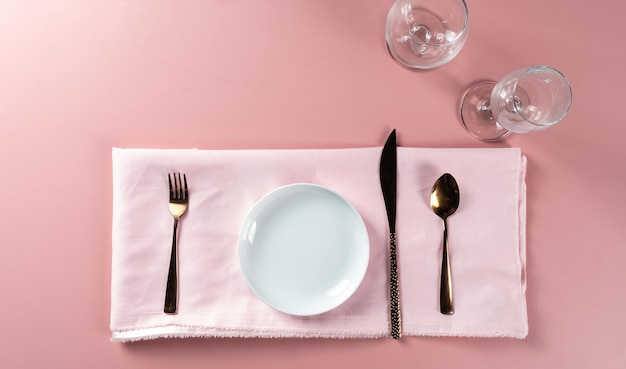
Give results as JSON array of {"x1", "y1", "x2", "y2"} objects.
[{"x1": 479, "y1": 101, "x2": 494, "y2": 120}]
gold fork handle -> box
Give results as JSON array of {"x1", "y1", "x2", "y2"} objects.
[{"x1": 164, "y1": 218, "x2": 179, "y2": 314}]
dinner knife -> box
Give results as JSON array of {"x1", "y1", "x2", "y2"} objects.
[{"x1": 379, "y1": 129, "x2": 402, "y2": 339}]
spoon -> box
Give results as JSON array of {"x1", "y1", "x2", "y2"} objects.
[{"x1": 430, "y1": 173, "x2": 460, "y2": 315}]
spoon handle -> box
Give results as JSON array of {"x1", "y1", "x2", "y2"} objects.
[{"x1": 440, "y1": 219, "x2": 454, "y2": 315}]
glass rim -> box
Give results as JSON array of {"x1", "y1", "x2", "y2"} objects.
[{"x1": 512, "y1": 65, "x2": 573, "y2": 127}]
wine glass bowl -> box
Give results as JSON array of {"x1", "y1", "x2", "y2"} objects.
[
  {"x1": 459, "y1": 66, "x2": 573, "y2": 141},
  {"x1": 386, "y1": 0, "x2": 469, "y2": 69}
]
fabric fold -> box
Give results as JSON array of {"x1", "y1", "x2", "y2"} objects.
[{"x1": 111, "y1": 147, "x2": 527, "y2": 342}]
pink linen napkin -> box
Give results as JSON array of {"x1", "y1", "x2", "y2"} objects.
[{"x1": 111, "y1": 147, "x2": 527, "y2": 342}]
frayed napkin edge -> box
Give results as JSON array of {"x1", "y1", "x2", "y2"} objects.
[
  {"x1": 110, "y1": 327, "x2": 387, "y2": 342},
  {"x1": 111, "y1": 326, "x2": 528, "y2": 342}
]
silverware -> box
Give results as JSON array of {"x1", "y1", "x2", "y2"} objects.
[
  {"x1": 164, "y1": 172, "x2": 189, "y2": 314},
  {"x1": 379, "y1": 129, "x2": 402, "y2": 339},
  {"x1": 430, "y1": 173, "x2": 460, "y2": 315}
]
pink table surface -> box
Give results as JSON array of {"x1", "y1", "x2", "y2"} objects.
[{"x1": 0, "y1": 0, "x2": 624, "y2": 368}]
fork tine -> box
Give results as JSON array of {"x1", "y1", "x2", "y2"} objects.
[
  {"x1": 175, "y1": 172, "x2": 182, "y2": 200},
  {"x1": 168, "y1": 173, "x2": 174, "y2": 200},
  {"x1": 183, "y1": 174, "x2": 188, "y2": 199}
]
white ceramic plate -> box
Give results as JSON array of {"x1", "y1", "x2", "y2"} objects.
[{"x1": 238, "y1": 183, "x2": 370, "y2": 316}]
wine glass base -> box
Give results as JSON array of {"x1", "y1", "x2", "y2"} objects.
[
  {"x1": 459, "y1": 81, "x2": 512, "y2": 142},
  {"x1": 386, "y1": 41, "x2": 433, "y2": 70}
]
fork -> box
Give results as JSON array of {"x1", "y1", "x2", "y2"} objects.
[{"x1": 164, "y1": 172, "x2": 188, "y2": 314}]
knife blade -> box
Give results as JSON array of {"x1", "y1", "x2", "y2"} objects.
[{"x1": 379, "y1": 129, "x2": 402, "y2": 339}]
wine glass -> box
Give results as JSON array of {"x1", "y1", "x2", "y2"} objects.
[
  {"x1": 459, "y1": 66, "x2": 573, "y2": 141},
  {"x1": 386, "y1": 0, "x2": 469, "y2": 69}
]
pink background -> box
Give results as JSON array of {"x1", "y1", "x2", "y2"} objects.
[{"x1": 0, "y1": 0, "x2": 624, "y2": 368}]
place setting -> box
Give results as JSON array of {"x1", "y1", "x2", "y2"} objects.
[
  {"x1": 110, "y1": 136, "x2": 530, "y2": 341},
  {"x1": 110, "y1": 0, "x2": 573, "y2": 342}
]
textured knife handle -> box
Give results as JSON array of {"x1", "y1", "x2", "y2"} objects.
[{"x1": 389, "y1": 233, "x2": 402, "y2": 339}]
